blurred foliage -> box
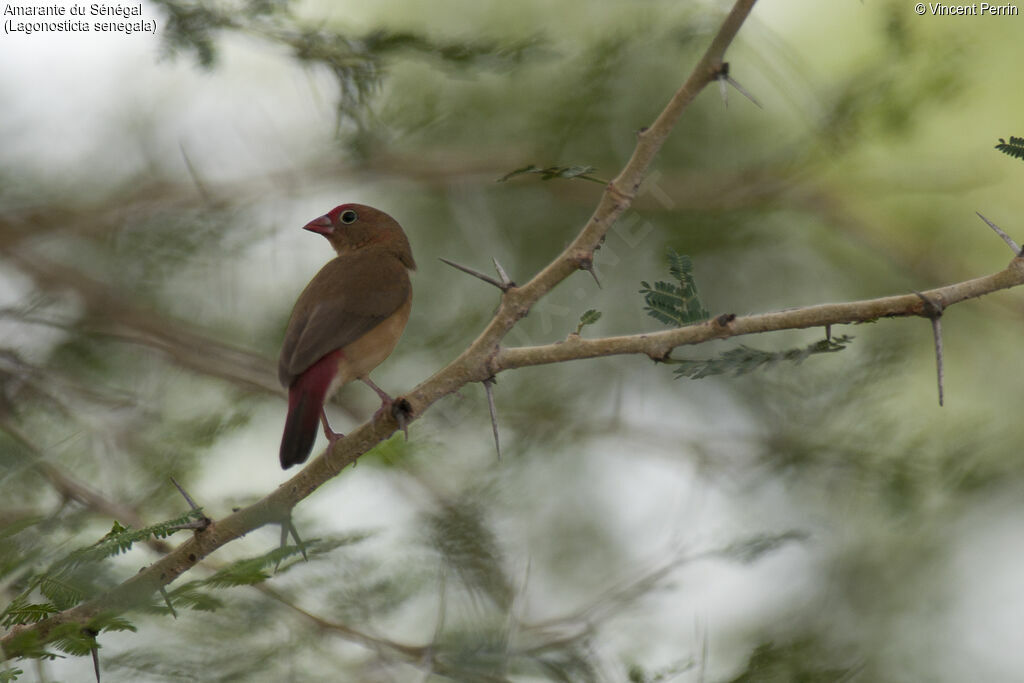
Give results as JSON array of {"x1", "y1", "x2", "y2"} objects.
[
  {"x1": 152, "y1": 0, "x2": 540, "y2": 142},
  {"x1": 498, "y1": 164, "x2": 606, "y2": 184},
  {"x1": 2, "y1": 0, "x2": 1024, "y2": 681},
  {"x1": 424, "y1": 493, "x2": 514, "y2": 611},
  {"x1": 725, "y1": 638, "x2": 857, "y2": 683},
  {"x1": 670, "y1": 335, "x2": 853, "y2": 379}
]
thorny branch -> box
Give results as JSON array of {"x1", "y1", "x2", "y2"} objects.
[
  {"x1": 494, "y1": 260, "x2": 1024, "y2": 371},
  {"x1": 6, "y1": 0, "x2": 1024, "y2": 659}
]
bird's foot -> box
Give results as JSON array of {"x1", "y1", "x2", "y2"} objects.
[
  {"x1": 392, "y1": 398, "x2": 413, "y2": 440},
  {"x1": 371, "y1": 396, "x2": 413, "y2": 440},
  {"x1": 362, "y1": 377, "x2": 412, "y2": 439}
]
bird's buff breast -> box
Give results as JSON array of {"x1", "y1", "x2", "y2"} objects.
[{"x1": 331, "y1": 296, "x2": 412, "y2": 392}]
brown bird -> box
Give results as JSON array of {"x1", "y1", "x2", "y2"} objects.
[{"x1": 278, "y1": 203, "x2": 415, "y2": 469}]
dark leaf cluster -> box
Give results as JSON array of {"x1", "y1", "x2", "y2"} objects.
[
  {"x1": 498, "y1": 164, "x2": 605, "y2": 184},
  {"x1": 671, "y1": 335, "x2": 854, "y2": 379},
  {"x1": 995, "y1": 136, "x2": 1024, "y2": 160},
  {"x1": 640, "y1": 249, "x2": 710, "y2": 327},
  {"x1": 150, "y1": 0, "x2": 236, "y2": 68}
]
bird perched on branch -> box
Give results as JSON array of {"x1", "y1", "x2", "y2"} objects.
[{"x1": 278, "y1": 204, "x2": 415, "y2": 469}]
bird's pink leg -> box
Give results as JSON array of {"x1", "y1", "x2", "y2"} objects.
[
  {"x1": 319, "y1": 410, "x2": 344, "y2": 444},
  {"x1": 362, "y1": 377, "x2": 394, "y2": 405},
  {"x1": 362, "y1": 377, "x2": 410, "y2": 438}
]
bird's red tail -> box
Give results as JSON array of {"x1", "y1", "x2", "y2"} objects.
[{"x1": 279, "y1": 350, "x2": 342, "y2": 468}]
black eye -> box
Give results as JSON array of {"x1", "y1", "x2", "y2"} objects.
[{"x1": 340, "y1": 210, "x2": 358, "y2": 224}]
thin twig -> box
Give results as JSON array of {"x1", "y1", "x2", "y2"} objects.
[
  {"x1": 483, "y1": 377, "x2": 501, "y2": 460},
  {"x1": 87, "y1": 629, "x2": 100, "y2": 683},
  {"x1": 716, "y1": 63, "x2": 763, "y2": 109},
  {"x1": 260, "y1": 578, "x2": 512, "y2": 682},
  {"x1": 169, "y1": 476, "x2": 211, "y2": 530},
  {"x1": 180, "y1": 142, "x2": 213, "y2": 204},
  {"x1": 725, "y1": 75, "x2": 763, "y2": 108},
  {"x1": 159, "y1": 587, "x2": 177, "y2": 619},
  {"x1": 169, "y1": 476, "x2": 199, "y2": 511},
  {"x1": 439, "y1": 257, "x2": 509, "y2": 291},
  {"x1": 257, "y1": 583, "x2": 427, "y2": 660},
  {"x1": 492, "y1": 258, "x2": 515, "y2": 289},
  {"x1": 932, "y1": 316, "x2": 945, "y2": 407},
  {"x1": 976, "y1": 212, "x2": 1021, "y2": 254},
  {"x1": 278, "y1": 517, "x2": 308, "y2": 565},
  {"x1": 914, "y1": 291, "x2": 946, "y2": 407}
]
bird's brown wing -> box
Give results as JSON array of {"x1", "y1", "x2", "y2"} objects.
[{"x1": 278, "y1": 249, "x2": 411, "y2": 387}]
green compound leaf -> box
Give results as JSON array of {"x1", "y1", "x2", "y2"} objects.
[
  {"x1": 640, "y1": 249, "x2": 709, "y2": 327},
  {"x1": 995, "y1": 136, "x2": 1024, "y2": 160}
]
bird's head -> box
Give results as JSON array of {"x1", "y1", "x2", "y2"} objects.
[{"x1": 303, "y1": 203, "x2": 416, "y2": 270}]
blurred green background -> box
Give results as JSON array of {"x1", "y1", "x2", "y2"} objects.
[{"x1": 2, "y1": 0, "x2": 1024, "y2": 680}]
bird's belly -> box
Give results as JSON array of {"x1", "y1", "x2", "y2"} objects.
[{"x1": 334, "y1": 297, "x2": 412, "y2": 387}]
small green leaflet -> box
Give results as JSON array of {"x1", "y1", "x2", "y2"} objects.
[
  {"x1": 575, "y1": 309, "x2": 602, "y2": 335},
  {"x1": 640, "y1": 249, "x2": 709, "y2": 327}
]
